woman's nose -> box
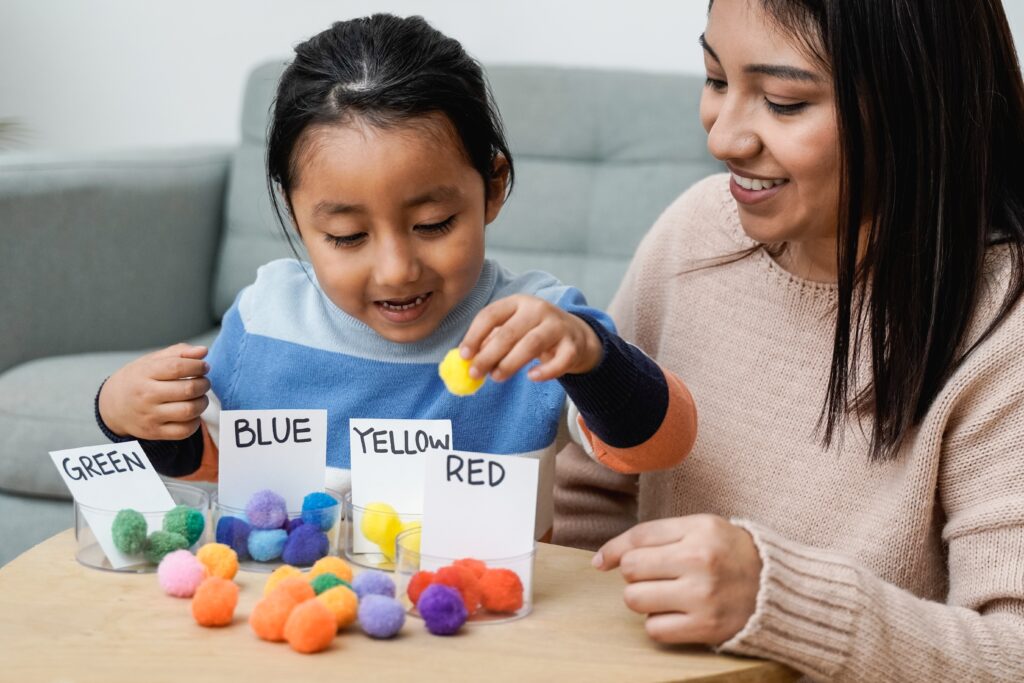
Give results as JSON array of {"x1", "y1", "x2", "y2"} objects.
[{"x1": 705, "y1": 100, "x2": 762, "y2": 162}]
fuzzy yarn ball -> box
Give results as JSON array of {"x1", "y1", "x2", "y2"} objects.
[
  {"x1": 406, "y1": 570, "x2": 436, "y2": 607},
  {"x1": 157, "y1": 549, "x2": 208, "y2": 598},
  {"x1": 270, "y1": 576, "x2": 316, "y2": 604},
  {"x1": 452, "y1": 558, "x2": 488, "y2": 579},
  {"x1": 162, "y1": 505, "x2": 205, "y2": 546},
  {"x1": 249, "y1": 590, "x2": 302, "y2": 642},
  {"x1": 281, "y1": 524, "x2": 328, "y2": 566},
  {"x1": 435, "y1": 565, "x2": 482, "y2": 615},
  {"x1": 317, "y1": 585, "x2": 359, "y2": 629},
  {"x1": 360, "y1": 502, "x2": 400, "y2": 550},
  {"x1": 196, "y1": 543, "x2": 239, "y2": 580},
  {"x1": 310, "y1": 572, "x2": 346, "y2": 596},
  {"x1": 191, "y1": 577, "x2": 239, "y2": 627},
  {"x1": 144, "y1": 530, "x2": 189, "y2": 564},
  {"x1": 309, "y1": 556, "x2": 353, "y2": 584},
  {"x1": 358, "y1": 594, "x2": 406, "y2": 639},
  {"x1": 418, "y1": 584, "x2": 467, "y2": 636},
  {"x1": 111, "y1": 509, "x2": 147, "y2": 555},
  {"x1": 438, "y1": 347, "x2": 485, "y2": 396},
  {"x1": 284, "y1": 599, "x2": 337, "y2": 654},
  {"x1": 215, "y1": 515, "x2": 252, "y2": 560},
  {"x1": 396, "y1": 520, "x2": 422, "y2": 556},
  {"x1": 285, "y1": 517, "x2": 305, "y2": 533},
  {"x1": 245, "y1": 489, "x2": 288, "y2": 530},
  {"x1": 352, "y1": 570, "x2": 395, "y2": 600},
  {"x1": 248, "y1": 528, "x2": 288, "y2": 562},
  {"x1": 301, "y1": 492, "x2": 338, "y2": 531},
  {"x1": 479, "y1": 568, "x2": 524, "y2": 613},
  {"x1": 264, "y1": 565, "x2": 303, "y2": 597}
]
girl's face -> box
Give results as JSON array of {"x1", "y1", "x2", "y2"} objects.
[
  {"x1": 288, "y1": 115, "x2": 506, "y2": 343},
  {"x1": 700, "y1": 0, "x2": 840, "y2": 258}
]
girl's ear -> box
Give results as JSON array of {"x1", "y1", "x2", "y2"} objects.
[{"x1": 483, "y1": 155, "x2": 511, "y2": 225}]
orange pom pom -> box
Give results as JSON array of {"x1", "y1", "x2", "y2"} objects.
[
  {"x1": 271, "y1": 576, "x2": 316, "y2": 604},
  {"x1": 452, "y1": 558, "x2": 487, "y2": 579},
  {"x1": 317, "y1": 585, "x2": 359, "y2": 629},
  {"x1": 479, "y1": 568, "x2": 524, "y2": 613},
  {"x1": 191, "y1": 577, "x2": 239, "y2": 627},
  {"x1": 309, "y1": 556, "x2": 353, "y2": 584},
  {"x1": 435, "y1": 565, "x2": 482, "y2": 615},
  {"x1": 284, "y1": 598, "x2": 337, "y2": 653},
  {"x1": 196, "y1": 543, "x2": 239, "y2": 580},
  {"x1": 406, "y1": 570, "x2": 435, "y2": 607},
  {"x1": 250, "y1": 590, "x2": 301, "y2": 642}
]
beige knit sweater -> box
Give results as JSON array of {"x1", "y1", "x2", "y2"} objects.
[{"x1": 553, "y1": 174, "x2": 1024, "y2": 682}]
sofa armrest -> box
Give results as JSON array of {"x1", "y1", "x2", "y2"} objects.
[{"x1": 0, "y1": 147, "x2": 231, "y2": 373}]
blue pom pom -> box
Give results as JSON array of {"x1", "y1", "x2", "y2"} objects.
[
  {"x1": 215, "y1": 515, "x2": 252, "y2": 560},
  {"x1": 281, "y1": 524, "x2": 329, "y2": 566},
  {"x1": 352, "y1": 570, "x2": 395, "y2": 599},
  {"x1": 245, "y1": 489, "x2": 288, "y2": 530},
  {"x1": 301, "y1": 492, "x2": 338, "y2": 531},
  {"x1": 358, "y1": 595, "x2": 406, "y2": 639},
  {"x1": 248, "y1": 528, "x2": 288, "y2": 562},
  {"x1": 418, "y1": 584, "x2": 467, "y2": 635},
  {"x1": 285, "y1": 517, "x2": 305, "y2": 533}
]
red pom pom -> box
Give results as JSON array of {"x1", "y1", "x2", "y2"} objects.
[
  {"x1": 452, "y1": 557, "x2": 487, "y2": 579},
  {"x1": 479, "y1": 568, "x2": 524, "y2": 613},
  {"x1": 435, "y1": 565, "x2": 482, "y2": 616},
  {"x1": 407, "y1": 570, "x2": 435, "y2": 607}
]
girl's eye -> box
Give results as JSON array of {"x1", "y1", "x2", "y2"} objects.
[
  {"x1": 324, "y1": 232, "x2": 366, "y2": 248},
  {"x1": 765, "y1": 99, "x2": 808, "y2": 116},
  {"x1": 415, "y1": 215, "x2": 456, "y2": 235},
  {"x1": 704, "y1": 77, "x2": 727, "y2": 92}
]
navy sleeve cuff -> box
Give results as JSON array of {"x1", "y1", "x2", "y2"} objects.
[
  {"x1": 94, "y1": 380, "x2": 204, "y2": 477},
  {"x1": 558, "y1": 313, "x2": 669, "y2": 449}
]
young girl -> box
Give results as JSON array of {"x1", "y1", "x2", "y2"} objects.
[{"x1": 94, "y1": 14, "x2": 697, "y2": 535}]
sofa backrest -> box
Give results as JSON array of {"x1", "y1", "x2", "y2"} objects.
[{"x1": 211, "y1": 62, "x2": 720, "y2": 317}]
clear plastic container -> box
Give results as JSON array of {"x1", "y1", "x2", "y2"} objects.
[
  {"x1": 211, "y1": 489, "x2": 343, "y2": 573},
  {"x1": 74, "y1": 481, "x2": 210, "y2": 573},
  {"x1": 394, "y1": 526, "x2": 534, "y2": 624},
  {"x1": 342, "y1": 491, "x2": 422, "y2": 571}
]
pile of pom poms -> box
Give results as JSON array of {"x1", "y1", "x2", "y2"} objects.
[
  {"x1": 407, "y1": 558, "x2": 525, "y2": 634},
  {"x1": 111, "y1": 504, "x2": 206, "y2": 565},
  {"x1": 214, "y1": 489, "x2": 339, "y2": 566}
]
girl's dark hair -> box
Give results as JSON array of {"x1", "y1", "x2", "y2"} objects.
[
  {"x1": 266, "y1": 13, "x2": 513, "y2": 238},
  {"x1": 718, "y1": 0, "x2": 1024, "y2": 461}
]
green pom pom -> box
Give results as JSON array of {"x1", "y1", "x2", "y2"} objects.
[
  {"x1": 310, "y1": 572, "x2": 347, "y2": 595},
  {"x1": 143, "y1": 530, "x2": 189, "y2": 564},
  {"x1": 111, "y1": 509, "x2": 147, "y2": 555},
  {"x1": 162, "y1": 505, "x2": 205, "y2": 546}
]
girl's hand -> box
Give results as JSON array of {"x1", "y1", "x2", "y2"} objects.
[
  {"x1": 593, "y1": 515, "x2": 762, "y2": 646},
  {"x1": 459, "y1": 294, "x2": 603, "y2": 382},
  {"x1": 98, "y1": 343, "x2": 210, "y2": 441}
]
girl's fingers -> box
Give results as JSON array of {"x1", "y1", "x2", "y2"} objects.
[
  {"x1": 460, "y1": 298, "x2": 518, "y2": 359},
  {"x1": 490, "y1": 322, "x2": 561, "y2": 381},
  {"x1": 527, "y1": 341, "x2": 575, "y2": 381},
  {"x1": 150, "y1": 343, "x2": 206, "y2": 360},
  {"x1": 148, "y1": 357, "x2": 210, "y2": 381},
  {"x1": 154, "y1": 395, "x2": 210, "y2": 425},
  {"x1": 151, "y1": 418, "x2": 203, "y2": 442}
]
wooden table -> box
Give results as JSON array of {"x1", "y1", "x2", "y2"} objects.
[{"x1": 0, "y1": 530, "x2": 796, "y2": 683}]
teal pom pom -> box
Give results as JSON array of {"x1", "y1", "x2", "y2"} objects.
[
  {"x1": 248, "y1": 529, "x2": 288, "y2": 562},
  {"x1": 112, "y1": 509, "x2": 147, "y2": 555},
  {"x1": 162, "y1": 505, "x2": 205, "y2": 546},
  {"x1": 143, "y1": 530, "x2": 189, "y2": 564},
  {"x1": 310, "y1": 572, "x2": 346, "y2": 595},
  {"x1": 301, "y1": 492, "x2": 338, "y2": 531}
]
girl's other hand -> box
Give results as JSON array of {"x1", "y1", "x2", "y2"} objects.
[
  {"x1": 459, "y1": 294, "x2": 603, "y2": 382},
  {"x1": 98, "y1": 343, "x2": 210, "y2": 441},
  {"x1": 592, "y1": 515, "x2": 762, "y2": 646}
]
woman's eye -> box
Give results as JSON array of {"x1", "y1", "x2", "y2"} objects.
[
  {"x1": 415, "y1": 215, "x2": 456, "y2": 235},
  {"x1": 704, "y1": 77, "x2": 727, "y2": 92},
  {"x1": 765, "y1": 99, "x2": 808, "y2": 115},
  {"x1": 324, "y1": 232, "x2": 366, "y2": 248}
]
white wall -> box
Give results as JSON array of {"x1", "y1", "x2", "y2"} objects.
[{"x1": 3, "y1": 0, "x2": 1023, "y2": 153}]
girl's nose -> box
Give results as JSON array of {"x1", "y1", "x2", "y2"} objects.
[
  {"x1": 705, "y1": 100, "x2": 762, "y2": 162},
  {"x1": 374, "y1": 236, "x2": 422, "y2": 288}
]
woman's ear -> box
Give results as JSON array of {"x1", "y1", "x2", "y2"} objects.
[{"x1": 484, "y1": 155, "x2": 511, "y2": 225}]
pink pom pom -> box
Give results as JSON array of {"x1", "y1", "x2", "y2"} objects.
[{"x1": 158, "y1": 549, "x2": 208, "y2": 598}]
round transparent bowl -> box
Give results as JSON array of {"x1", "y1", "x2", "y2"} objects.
[
  {"x1": 342, "y1": 491, "x2": 422, "y2": 571},
  {"x1": 74, "y1": 481, "x2": 210, "y2": 573},
  {"x1": 394, "y1": 527, "x2": 534, "y2": 624},
  {"x1": 212, "y1": 489, "x2": 342, "y2": 573}
]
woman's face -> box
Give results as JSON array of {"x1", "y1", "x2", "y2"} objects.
[{"x1": 701, "y1": 0, "x2": 840, "y2": 254}]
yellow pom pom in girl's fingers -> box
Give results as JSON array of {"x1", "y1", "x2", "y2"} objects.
[{"x1": 439, "y1": 348, "x2": 485, "y2": 396}]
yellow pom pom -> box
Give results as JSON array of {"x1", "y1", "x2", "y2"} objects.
[
  {"x1": 317, "y1": 585, "x2": 359, "y2": 629},
  {"x1": 396, "y1": 520, "x2": 422, "y2": 555},
  {"x1": 195, "y1": 543, "x2": 239, "y2": 580},
  {"x1": 439, "y1": 348, "x2": 484, "y2": 396},
  {"x1": 361, "y1": 502, "x2": 401, "y2": 550},
  {"x1": 264, "y1": 564, "x2": 303, "y2": 597},
  {"x1": 309, "y1": 556, "x2": 353, "y2": 584}
]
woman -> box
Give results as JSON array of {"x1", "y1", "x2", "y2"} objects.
[{"x1": 554, "y1": 0, "x2": 1024, "y2": 680}]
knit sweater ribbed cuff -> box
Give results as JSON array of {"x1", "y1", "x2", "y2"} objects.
[{"x1": 719, "y1": 519, "x2": 858, "y2": 681}]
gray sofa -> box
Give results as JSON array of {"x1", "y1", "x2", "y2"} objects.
[{"x1": 0, "y1": 62, "x2": 719, "y2": 566}]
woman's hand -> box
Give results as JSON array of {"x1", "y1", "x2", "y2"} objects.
[
  {"x1": 593, "y1": 515, "x2": 763, "y2": 646},
  {"x1": 98, "y1": 343, "x2": 210, "y2": 441},
  {"x1": 459, "y1": 294, "x2": 602, "y2": 382}
]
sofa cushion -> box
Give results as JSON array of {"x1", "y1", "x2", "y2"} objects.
[{"x1": 210, "y1": 63, "x2": 720, "y2": 317}]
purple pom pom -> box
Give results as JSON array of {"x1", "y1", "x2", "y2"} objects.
[
  {"x1": 214, "y1": 515, "x2": 251, "y2": 560},
  {"x1": 281, "y1": 524, "x2": 328, "y2": 566},
  {"x1": 285, "y1": 517, "x2": 305, "y2": 533},
  {"x1": 358, "y1": 595, "x2": 405, "y2": 639},
  {"x1": 352, "y1": 570, "x2": 395, "y2": 599},
  {"x1": 245, "y1": 489, "x2": 288, "y2": 530},
  {"x1": 418, "y1": 584, "x2": 467, "y2": 636}
]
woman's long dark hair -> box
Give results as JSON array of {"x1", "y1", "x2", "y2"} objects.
[{"x1": 735, "y1": 0, "x2": 1024, "y2": 461}]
